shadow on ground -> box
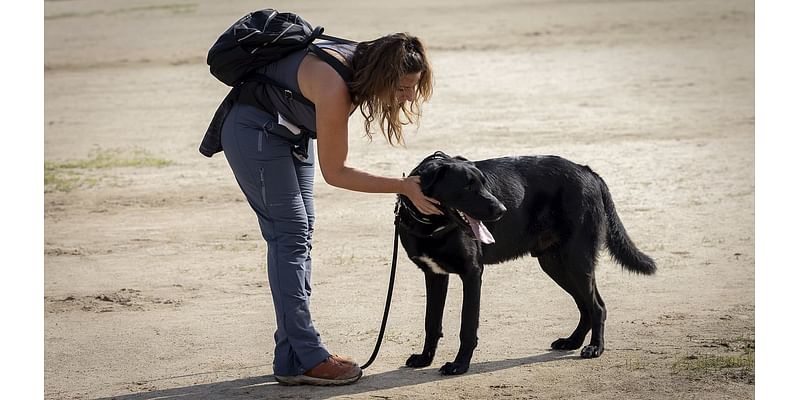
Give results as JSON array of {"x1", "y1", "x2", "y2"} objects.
[{"x1": 97, "y1": 351, "x2": 577, "y2": 400}]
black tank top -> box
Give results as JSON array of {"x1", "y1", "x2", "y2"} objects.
[{"x1": 240, "y1": 41, "x2": 356, "y2": 133}]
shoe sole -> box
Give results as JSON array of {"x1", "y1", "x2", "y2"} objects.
[{"x1": 274, "y1": 370, "x2": 363, "y2": 386}]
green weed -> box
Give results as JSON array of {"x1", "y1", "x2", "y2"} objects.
[
  {"x1": 674, "y1": 354, "x2": 754, "y2": 372},
  {"x1": 44, "y1": 147, "x2": 173, "y2": 192}
]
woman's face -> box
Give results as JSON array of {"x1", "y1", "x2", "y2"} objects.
[{"x1": 395, "y1": 72, "x2": 422, "y2": 104}]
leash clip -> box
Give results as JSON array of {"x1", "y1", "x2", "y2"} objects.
[
  {"x1": 394, "y1": 172, "x2": 405, "y2": 220},
  {"x1": 394, "y1": 196, "x2": 401, "y2": 218}
]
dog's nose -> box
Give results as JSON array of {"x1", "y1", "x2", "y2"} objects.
[{"x1": 492, "y1": 203, "x2": 507, "y2": 220}]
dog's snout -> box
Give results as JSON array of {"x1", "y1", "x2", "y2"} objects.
[{"x1": 490, "y1": 202, "x2": 507, "y2": 221}]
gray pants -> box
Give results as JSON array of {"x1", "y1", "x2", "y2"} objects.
[{"x1": 221, "y1": 103, "x2": 329, "y2": 376}]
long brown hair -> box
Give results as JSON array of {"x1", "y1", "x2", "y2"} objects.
[{"x1": 349, "y1": 33, "x2": 433, "y2": 145}]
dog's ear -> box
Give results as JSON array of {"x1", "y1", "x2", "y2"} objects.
[
  {"x1": 417, "y1": 160, "x2": 448, "y2": 195},
  {"x1": 432, "y1": 150, "x2": 451, "y2": 159}
]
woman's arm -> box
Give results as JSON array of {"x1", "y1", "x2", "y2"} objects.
[{"x1": 299, "y1": 54, "x2": 441, "y2": 215}]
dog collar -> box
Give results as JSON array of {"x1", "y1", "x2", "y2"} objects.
[{"x1": 396, "y1": 196, "x2": 458, "y2": 238}]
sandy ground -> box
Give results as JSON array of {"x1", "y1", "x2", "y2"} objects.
[{"x1": 44, "y1": 0, "x2": 754, "y2": 399}]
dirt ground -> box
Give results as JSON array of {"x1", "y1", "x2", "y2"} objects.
[{"x1": 44, "y1": 0, "x2": 754, "y2": 399}]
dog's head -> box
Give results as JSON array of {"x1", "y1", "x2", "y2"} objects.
[{"x1": 412, "y1": 152, "x2": 506, "y2": 243}]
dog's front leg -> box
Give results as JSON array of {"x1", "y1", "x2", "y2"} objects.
[
  {"x1": 440, "y1": 267, "x2": 483, "y2": 375},
  {"x1": 406, "y1": 270, "x2": 449, "y2": 368}
]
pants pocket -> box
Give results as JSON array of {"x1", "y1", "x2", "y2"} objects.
[{"x1": 259, "y1": 167, "x2": 267, "y2": 208}]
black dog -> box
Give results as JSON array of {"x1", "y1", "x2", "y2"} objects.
[{"x1": 397, "y1": 151, "x2": 656, "y2": 375}]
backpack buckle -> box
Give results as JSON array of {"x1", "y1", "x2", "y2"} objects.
[{"x1": 283, "y1": 89, "x2": 293, "y2": 99}]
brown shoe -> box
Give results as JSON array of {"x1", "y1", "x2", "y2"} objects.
[
  {"x1": 274, "y1": 356, "x2": 362, "y2": 386},
  {"x1": 330, "y1": 354, "x2": 358, "y2": 367}
]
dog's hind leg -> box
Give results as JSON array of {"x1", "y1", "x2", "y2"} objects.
[
  {"x1": 539, "y1": 249, "x2": 606, "y2": 358},
  {"x1": 439, "y1": 267, "x2": 483, "y2": 375},
  {"x1": 581, "y1": 278, "x2": 606, "y2": 358},
  {"x1": 538, "y1": 252, "x2": 591, "y2": 351},
  {"x1": 406, "y1": 271, "x2": 449, "y2": 368}
]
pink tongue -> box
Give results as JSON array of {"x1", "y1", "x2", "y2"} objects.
[{"x1": 465, "y1": 215, "x2": 495, "y2": 244}]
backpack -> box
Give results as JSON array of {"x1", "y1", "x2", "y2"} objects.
[
  {"x1": 199, "y1": 9, "x2": 354, "y2": 157},
  {"x1": 208, "y1": 9, "x2": 351, "y2": 86}
]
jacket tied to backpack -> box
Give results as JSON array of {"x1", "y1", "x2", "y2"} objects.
[{"x1": 199, "y1": 9, "x2": 355, "y2": 159}]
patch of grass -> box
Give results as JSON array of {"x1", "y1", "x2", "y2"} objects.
[
  {"x1": 674, "y1": 354, "x2": 754, "y2": 372},
  {"x1": 44, "y1": 147, "x2": 173, "y2": 193},
  {"x1": 44, "y1": 169, "x2": 81, "y2": 192},
  {"x1": 672, "y1": 351, "x2": 755, "y2": 385},
  {"x1": 47, "y1": 147, "x2": 172, "y2": 170},
  {"x1": 672, "y1": 334, "x2": 754, "y2": 384},
  {"x1": 46, "y1": 4, "x2": 196, "y2": 20}
]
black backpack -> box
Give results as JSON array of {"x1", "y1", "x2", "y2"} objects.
[
  {"x1": 199, "y1": 9, "x2": 354, "y2": 157},
  {"x1": 207, "y1": 9, "x2": 352, "y2": 86}
]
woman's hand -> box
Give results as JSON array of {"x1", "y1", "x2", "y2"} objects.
[{"x1": 402, "y1": 176, "x2": 443, "y2": 215}]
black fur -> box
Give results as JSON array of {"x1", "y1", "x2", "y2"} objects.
[{"x1": 398, "y1": 152, "x2": 655, "y2": 375}]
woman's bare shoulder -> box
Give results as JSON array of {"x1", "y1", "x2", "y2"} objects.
[{"x1": 298, "y1": 54, "x2": 349, "y2": 104}]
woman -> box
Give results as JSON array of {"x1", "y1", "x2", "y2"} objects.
[{"x1": 220, "y1": 32, "x2": 440, "y2": 386}]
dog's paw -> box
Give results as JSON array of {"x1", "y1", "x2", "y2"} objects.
[
  {"x1": 439, "y1": 361, "x2": 469, "y2": 375},
  {"x1": 550, "y1": 337, "x2": 583, "y2": 350},
  {"x1": 580, "y1": 345, "x2": 603, "y2": 358},
  {"x1": 405, "y1": 353, "x2": 434, "y2": 368}
]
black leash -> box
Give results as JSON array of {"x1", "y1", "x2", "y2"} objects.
[{"x1": 360, "y1": 198, "x2": 402, "y2": 370}]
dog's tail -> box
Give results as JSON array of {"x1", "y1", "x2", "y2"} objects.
[{"x1": 598, "y1": 176, "x2": 657, "y2": 275}]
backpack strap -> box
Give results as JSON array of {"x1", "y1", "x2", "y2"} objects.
[
  {"x1": 241, "y1": 72, "x2": 316, "y2": 108},
  {"x1": 240, "y1": 35, "x2": 356, "y2": 109},
  {"x1": 307, "y1": 42, "x2": 353, "y2": 83}
]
